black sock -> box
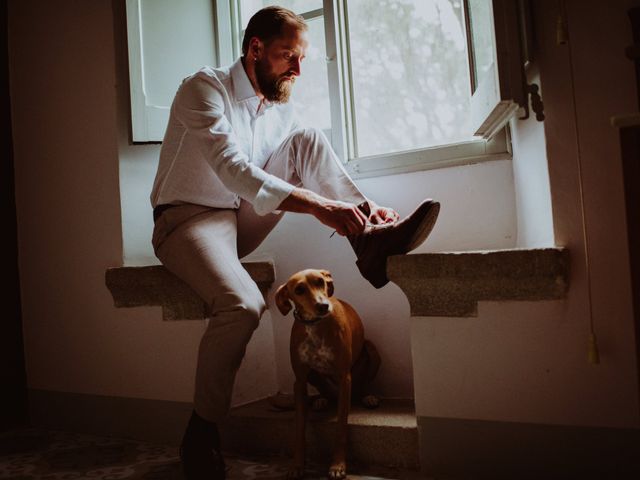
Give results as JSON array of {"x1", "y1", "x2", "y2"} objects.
[{"x1": 182, "y1": 410, "x2": 220, "y2": 450}]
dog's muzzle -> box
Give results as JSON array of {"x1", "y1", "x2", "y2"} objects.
[{"x1": 293, "y1": 310, "x2": 325, "y2": 325}]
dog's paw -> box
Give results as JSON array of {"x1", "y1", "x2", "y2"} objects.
[
  {"x1": 286, "y1": 464, "x2": 305, "y2": 479},
  {"x1": 328, "y1": 461, "x2": 347, "y2": 479},
  {"x1": 311, "y1": 396, "x2": 329, "y2": 411},
  {"x1": 267, "y1": 392, "x2": 295, "y2": 410},
  {"x1": 362, "y1": 394, "x2": 380, "y2": 409}
]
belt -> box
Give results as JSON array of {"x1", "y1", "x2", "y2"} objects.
[{"x1": 153, "y1": 204, "x2": 178, "y2": 222}]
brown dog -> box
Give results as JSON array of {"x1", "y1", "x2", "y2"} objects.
[{"x1": 275, "y1": 269, "x2": 381, "y2": 479}]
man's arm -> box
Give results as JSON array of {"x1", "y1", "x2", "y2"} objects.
[
  {"x1": 278, "y1": 188, "x2": 368, "y2": 236},
  {"x1": 173, "y1": 72, "x2": 389, "y2": 233}
]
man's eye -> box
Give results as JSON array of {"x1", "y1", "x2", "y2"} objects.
[{"x1": 294, "y1": 286, "x2": 306, "y2": 295}]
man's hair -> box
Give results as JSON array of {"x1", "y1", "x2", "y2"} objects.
[{"x1": 242, "y1": 6, "x2": 307, "y2": 56}]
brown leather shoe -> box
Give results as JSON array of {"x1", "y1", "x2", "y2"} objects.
[{"x1": 349, "y1": 199, "x2": 440, "y2": 288}]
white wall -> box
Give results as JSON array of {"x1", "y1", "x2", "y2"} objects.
[
  {"x1": 9, "y1": 0, "x2": 204, "y2": 405},
  {"x1": 248, "y1": 161, "x2": 517, "y2": 397},
  {"x1": 509, "y1": 65, "x2": 555, "y2": 248},
  {"x1": 410, "y1": 0, "x2": 640, "y2": 429}
]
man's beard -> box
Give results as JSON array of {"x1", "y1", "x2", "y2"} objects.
[{"x1": 255, "y1": 58, "x2": 295, "y2": 104}]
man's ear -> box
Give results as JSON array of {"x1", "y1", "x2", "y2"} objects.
[
  {"x1": 275, "y1": 284, "x2": 292, "y2": 315},
  {"x1": 249, "y1": 37, "x2": 263, "y2": 60},
  {"x1": 320, "y1": 270, "x2": 334, "y2": 297}
]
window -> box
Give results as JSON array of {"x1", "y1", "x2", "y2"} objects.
[
  {"x1": 127, "y1": 0, "x2": 529, "y2": 177},
  {"x1": 125, "y1": 0, "x2": 219, "y2": 141}
]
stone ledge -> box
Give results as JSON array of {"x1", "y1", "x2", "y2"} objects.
[
  {"x1": 220, "y1": 398, "x2": 419, "y2": 468},
  {"x1": 105, "y1": 262, "x2": 275, "y2": 321},
  {"x1": 387, "y1": 248, "x2": 569, "y2": 317}
]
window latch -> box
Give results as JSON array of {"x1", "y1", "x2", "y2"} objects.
[{"x1": 519, "y1": 83, "x2": 545, "y2": 122}]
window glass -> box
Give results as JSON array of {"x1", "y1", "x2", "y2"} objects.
[
  {"x1": 290, "y1": 16, "x2": 331, "y2": 130},
  {"x1": 239, "y1": 0, "x2": 330, "y2": 130},
  {"x1": 467, "y1": 0, "x2": 494, "y2": 93},
  {"x1": 346, "y1": 0, "x2": 473, "y2": 158},
  {"x1": 239, "y1": 0, "x2": 322, "y2": 26}
]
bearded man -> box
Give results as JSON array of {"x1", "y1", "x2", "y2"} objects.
[{"x1": 149, "y1": 5, "x2": 439, "y2": 479}]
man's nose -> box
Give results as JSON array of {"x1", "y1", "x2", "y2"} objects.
[{"x1": 290, "y1": 58, "x2": 301, "y2": 76}]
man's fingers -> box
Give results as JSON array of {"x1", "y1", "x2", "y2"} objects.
[
  {"x1": 369, "y1": 207, "x2": 399, "y2": 225},
  {"x1": 344, "y1": 217, "x2": 365, "y2": 235},
  {"x1": 356, "y1": 206, "x2": 369, "y2": 224},
  {"x1": 348, "y1": 205, "x2": 367, "y2": 231},
  {"x1": 339, "y1": 209, "x2": 366, "y2": 236},
  {"x1": 319, "y1": 200, "x2": 368, "y2": 235}
]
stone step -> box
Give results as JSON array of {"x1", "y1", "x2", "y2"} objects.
[{"x1": 219, "y1": 398, "x2": 419, "y2": 470}]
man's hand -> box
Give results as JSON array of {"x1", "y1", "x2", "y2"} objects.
[
  {"x1": 313, "y1": 199, "x2": 368, "y2": 236},
  {"x1": 277, "y1": 188, "x2": 368, "y2": 236},
  {"x1": 367, "y1": 202, "x2": 400, "y2": 225}
]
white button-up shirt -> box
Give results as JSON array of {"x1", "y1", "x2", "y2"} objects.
[{"x1": 150, "y1": 59, "x2": 298, "y2": 215}]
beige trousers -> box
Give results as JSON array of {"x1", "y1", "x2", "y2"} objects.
[{"x1": 152, "y1": 128, "x2": 366, "y2": 422}]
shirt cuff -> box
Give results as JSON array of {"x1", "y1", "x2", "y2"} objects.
[{"x1": 252, "y1": 175, "x2": 296, "y2": 216}]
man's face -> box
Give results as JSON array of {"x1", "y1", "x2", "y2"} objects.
[{"x1": 254, "y1": 23, "x2": 308, "y2": 103}]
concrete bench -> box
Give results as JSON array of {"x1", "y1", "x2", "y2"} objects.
[
  {"x1": 105, "y1": 262, "x2": 275, "y2": 320},
  {"x1": 105, "y1": 249, "x2": 568, "y2": 320},
  {"x1": 387, "y1": 248, "x2": 569, "y2": 317}
]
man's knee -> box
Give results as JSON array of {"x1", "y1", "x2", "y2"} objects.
[
  {"x1": 290, "y1": 126, "x2": 327, "y2": 148},
  {"x1": 210, "y1": 291, "x2": 266, "y2": 333},
  {"x1": 237, "y1": 296, "x2": 266, "y2": 332},
  {"x1": 289, "y1": 127, "x2": 332, "y2": 170}
]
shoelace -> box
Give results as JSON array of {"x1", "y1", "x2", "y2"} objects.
[{"x1": 329, "y1": 220, "x2": 396, "y2": 238}]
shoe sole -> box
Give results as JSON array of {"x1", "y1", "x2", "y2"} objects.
[{"x1": 406, "y1": 201, "x2": 440, "y2": 252}]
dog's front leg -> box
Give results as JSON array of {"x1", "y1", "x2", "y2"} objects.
[
  {"x1": 288, "y1": 375, "x2": 309, "y2": 479},
  {"x1": 329, "y1": 372, "x2": 351, "y2": 480}
]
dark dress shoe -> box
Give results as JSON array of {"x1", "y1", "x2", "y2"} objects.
[
  {"x1": 180, "y1": 443, "x2": 226, "y2": 480},
  {"x1": 180, "y1": 411, "x2": 226, "y2": 480},
  {"x1": 349, "y1": 199, "x2": 440, "y2": 288}
]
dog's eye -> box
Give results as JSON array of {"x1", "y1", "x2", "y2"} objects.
[
  {"x1": 294, "y1": 285, "x2": 306, "y2": 295},
  {"x1": 316, "y1": 278, "x2": 324, "y2": 286}
]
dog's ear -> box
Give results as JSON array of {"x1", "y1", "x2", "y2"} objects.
[
  {"x1": 275, "y1": 284, "x2": 292, "y2": 315},
  {"x1": 320, "y1": 270, "x2": 334, "y2": 297}
]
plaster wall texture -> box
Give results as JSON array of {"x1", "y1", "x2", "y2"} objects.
[
  {"x1": 8, "y1": 0, "x2": 277, "y2": 407},
  {"x1": 410, "y1": 0, "x2": 640, "y2": 429}
]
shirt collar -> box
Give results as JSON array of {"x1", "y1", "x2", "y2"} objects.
[{"x1": 230, "y1": 58, "x2": 275, "y2": 115}]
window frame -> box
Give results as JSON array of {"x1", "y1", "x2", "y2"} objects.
[
  {"x1": 465, "y1": 0, "x2": 527, "y2": 140},
  {"x1": 125, "y1": 0, "x2": 173, "y2": 142},
  {"x1": 126, "y1": 0, "x2": 221, "y2": 143}
]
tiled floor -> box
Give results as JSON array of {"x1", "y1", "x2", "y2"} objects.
[{"x1": 0, "y1": 428, "x2": 424, "y2": 479}]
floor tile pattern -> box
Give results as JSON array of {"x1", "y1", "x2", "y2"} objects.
[{"x1": 0, "y1": 428, "x2": 421, "y2": 479}]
